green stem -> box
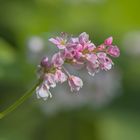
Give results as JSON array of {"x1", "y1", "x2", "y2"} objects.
[{"x1": 0, "y1": 81, "x2": 40, "y2": 119}]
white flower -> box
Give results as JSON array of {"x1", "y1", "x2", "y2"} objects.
[{"x1": 36, "y1": 84, "x2": 52, "y2": 100}]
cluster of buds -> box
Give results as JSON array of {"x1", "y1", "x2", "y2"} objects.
[{"x1": 36, "y1": 32, "x2": 120, "y2": 100}]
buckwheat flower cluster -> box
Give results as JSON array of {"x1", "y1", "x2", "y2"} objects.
[{"x1": 36, "y1": 32, "x2": 120, "y2": 100}]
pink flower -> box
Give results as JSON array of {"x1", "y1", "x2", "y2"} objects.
[
  {"x1": 61, "y1": 48, "x2": 81, "y2": 60},
  {"x1": 97, "y1": 52, "x2": 107, "y2": 58},
  {"x1": 55, "y1": 69, "x2": 67, "y2": 83},
  {"x1": 85, "y1": 53, "x2": 99, "y2": 76},
  {"x1": 68, "y1": 37, "x2": 79, "y2": 45},
  {"x1": 61, "y1": 48, "x2": 73, "y2": 59},
  {"x1": 97, "y1": 53, "x2": 113, "y2": 71},
  {"x1": 36, "y1": 83, "x2": 52, "y2": 100},
  {"x1": 51, "y1": 52, "x2": 64, "y2": 67},
  {"x1": 68, "y1": 32, "x2": 96, "y2": 52},
  {"x1": 79, "y1": 32, "x2": 89, "y2": 45},
  {"x1": 68, "y1": 75, "x2": 83, "y2": 92},
  {"x1": 44, "y1": 73, "x2": 56, "y2": 88},
  {"x1": 104, "y1": 37, "x2": 113, "y2": 45},
  {"x1": 87, "y1": 43, "x2": 96, "y2": 52},
  {"x1": 78, "y1": 32, "x2": 96, "y2": 51},
  {"x1": 85, "y1": 53, "x2": 97, "y2": 63},
  {"x1": 49, "y1": 37, "x2": 67, "y2": 49},
  {"x1": 86, "y1": 61, "x2": 99, "y2": 76},
  {"x1": 107, "y1": 45, "x2": 120, "y2": 57}
]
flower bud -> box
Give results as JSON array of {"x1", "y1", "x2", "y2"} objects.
[
  {"x1": 104, "y1": 37, "x2": 113, "y2": 45},
  {"x1": 40, "y1": 57, "x2": 50, "y2": 67}
]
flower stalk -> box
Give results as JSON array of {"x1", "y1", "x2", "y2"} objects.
[{"x1": 0, "y1": 81, "x2": 40, "y2": 119}]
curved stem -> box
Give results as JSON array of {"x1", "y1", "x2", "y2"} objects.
[
  {"x1": 0, "y1": 81, "x2": 40, "y2": 119},
  {"x1": 62, "y1": 66, "x2": 71, "y2": 77}
]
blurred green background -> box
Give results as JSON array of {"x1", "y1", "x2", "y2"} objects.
[{"x1": 0, "y1": 0, "x2": 140, "y2": 140}]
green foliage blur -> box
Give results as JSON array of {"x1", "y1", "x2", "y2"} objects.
[{"x1": 0, "y1": 0, "x2": 140, "y2": 140}]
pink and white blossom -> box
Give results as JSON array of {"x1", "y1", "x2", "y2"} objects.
[
  {"x1": 68, "y1": 75, "x2": 83, "y2": 92},
  {"x1": 85, "y1": 53, "x2": 97, "y2": 63},
  {"x1": 49, "y1": 37, "x2": 67, "y2": 49},
  {"x1": 36, "y1": 84, "x2": 52, "y2": 100},
  {"x1": 107, "y1": 45, "x2": 120, "y2": 57},
  {"x1": 52, "y1": 52, "x2": 64, "y2": 67},
  {"x1": 86, "y1": 61, "x2": 99, "y2": 76},
  {"x1": 79, "y1": 32, "x2": 89, "y2": 45},
  {"x1": 55, "y1": 69, "x2": 67, "y2": 83},
  {"x1": 36, "y1": 32, "x2": 120, "y2": 100},
  {"x1": 68, "y1": 32, "x2": 96, "y2": 53},
  {"x1": 78, "y1": 32, "x2": 96, "y2": 51},
  {"x1": 97, "y1": 53, "x2": 113, "y2": 71},
  {"x1": 44, "y1": 73, "x2": 56, "y2": 88}
]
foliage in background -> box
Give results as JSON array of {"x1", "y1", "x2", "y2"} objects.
[{"x1": 0, "y1": 0, "x2": 140, "y2": 140}]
